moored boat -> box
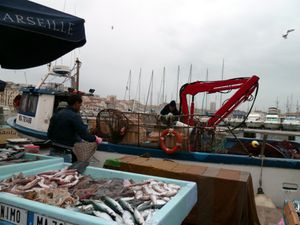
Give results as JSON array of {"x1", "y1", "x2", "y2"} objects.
[
  {"x1": 264, "y1": 114, "x2": 281, "y2": 130},
  {"x1": 246, "y1": 111, "x2": 265, "y2": 128},
  {"x1": 282, "y1": 116, "x2": 300, "y2": 131},
  {"x1": 7, "y1": 72, "x2": 300, "y2": 209}
]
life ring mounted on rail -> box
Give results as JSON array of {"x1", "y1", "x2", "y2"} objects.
[{"x1": 160, "y1": 128, "x2": 182, "y2": 154}]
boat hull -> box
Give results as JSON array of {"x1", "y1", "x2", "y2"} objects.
[
  {"x1": 264, "y1": 123, "x2": 281, "y2": 130},
  {"x1": 8, "y1": 116, "x2": 300, "y2": 207},
  {"x1": 282, "y1": 123, "x2": 300, "y2": 131},
  {"x1": 246, "y1": 121, "x2": 264, "y2": 128},
  {"x1": 7, "y1": 117, "x2": 47, "y2": 140}
]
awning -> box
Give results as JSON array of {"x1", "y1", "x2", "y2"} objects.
[{"x1": 0, "y1": 0, "x2": 86, "y2": 69}]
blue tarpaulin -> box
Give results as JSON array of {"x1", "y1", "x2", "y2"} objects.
[{"x1": 0, "y1": 0, "x2": 86, "y2": 69}]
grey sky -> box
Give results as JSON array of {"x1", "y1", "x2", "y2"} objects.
[{"x1": 1, "y1": 0, "x2": 300, "y2": 112}]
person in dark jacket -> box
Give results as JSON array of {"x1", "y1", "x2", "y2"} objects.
[
  {"x1": 48, "y1": 94, "x2": 102, "y2": 162},
  {"x1": 160, "y1": 100, "x2": 179, "y2": 125}
]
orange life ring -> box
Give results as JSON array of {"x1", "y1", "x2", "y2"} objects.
[{"x1": 160, "y1": 128, "x2": 182, "y2": 154}]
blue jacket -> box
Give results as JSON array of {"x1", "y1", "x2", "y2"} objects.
[{"x1": 48, "y1": 106, "x2": 96, "y2": 147}]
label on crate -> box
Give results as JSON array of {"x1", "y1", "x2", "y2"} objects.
[
  {"x1": 32, "y1": 213, "x2": 74, "y2": 225},
  {"x1": 0, "y1": 203, "x2": 28, "y2": 225}
]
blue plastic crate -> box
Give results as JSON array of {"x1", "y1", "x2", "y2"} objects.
[
  {"x1": 0, "y1": 149, "x2": 63, "y2": 179},
  {"x1": 0, "y1": 163, "x2": 197, "y2": 225}
]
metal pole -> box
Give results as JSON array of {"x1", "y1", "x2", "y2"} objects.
[
  {"x1": 76, "y1": 58, "x2": 81, "y2": 91},
  {"x1": 162, "y1": 67, "x2": 165, "y2": 103},
  {"x1": 219, "y1": 58, "x2": 224, "y2": 107},
  {"x1": 176, "y1": 65, "x2": 180, "y2": 103}
]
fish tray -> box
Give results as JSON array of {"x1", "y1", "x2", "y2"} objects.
[
  {"x1": 0, "y1": 162, "x2": 197, "y2": 225},
  {"x1": 0, "y1": 149, "x2": 63, "y2": 179}
]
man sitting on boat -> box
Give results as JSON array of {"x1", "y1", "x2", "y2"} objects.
[
  {"x1": 160, "y1": 100, "x2": 180, "y2": 125},
  {"x1": 48, "y1": 94, "x2": 102, "y2": 162}
]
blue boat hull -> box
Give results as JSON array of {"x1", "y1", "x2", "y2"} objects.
[
  {"x1": 7, "y1": 117, "x2": 300, "y2": 169},
  {"x1": 98, "y1": 142, "x2": 300, "y2": 169}
]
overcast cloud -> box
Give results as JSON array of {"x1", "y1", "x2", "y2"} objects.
[{"x1": 1, "y1": 0, "x2": 300, "y2": 112}]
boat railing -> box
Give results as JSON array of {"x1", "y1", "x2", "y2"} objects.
[{"x1": 91, "y1": 109, "x2": 300, "y2": 158}]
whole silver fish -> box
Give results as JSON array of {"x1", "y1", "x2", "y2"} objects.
[
  {"x1": 134, "y1": 208, "x2": 145, "y2": 225},
  {"x1": 92, "y1": 200, "x2": 117, "y2": 219},
  {"x1": 122, "y1": 210, "x2": 135, "y2": 225},
  {"x1": 118, "y1": 198, "x2": 134, "y2": 213},
  {"x1": 102, "y1": 196, "x2": 124, "y2": 215}
]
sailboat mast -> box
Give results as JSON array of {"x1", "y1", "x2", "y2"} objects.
[
  {"x1": 124, "y1": 70, "x2": 132, "y2": 100},
  {"x1": 176, "y1": 65, "x2": 180, "y2": 103},
  {"x1": 205, "y1": 68, "x2": 208, "y2": 112},
  {"x1": 144, "y1": 70, "x2": 154, "y2": 112},
  {"x1": 219, "y1": 58, "x2": 224, "y2": 107},
  {"x1": 129, "y1": 70, "x2": 131, "y2": 100},
  {"x1": 188, "y1": 64, "x2": 192, "y2": 108},
  {"x1": 162, "y1": 67, "x2": 165, "y2": 104},
  {"x1": 150, "y1": 71, "x2": 154, "y2": 108},
  {"x1": 138, "y1": 68, "x2": 141, "y2": 104}
]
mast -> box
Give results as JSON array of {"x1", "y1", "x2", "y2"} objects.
[
  {"x1": 150, "y1": 71, "x2": 153, "y2": 109},
  {"x1": 276, "y1": 96, "x2": 279, "y2": 110},
  {"x1": 219, "y1": 58, "x2": 224, "y2": 107},
  {"x1": 188, "y1": 64, "x2": 192, "y2": 108},
  {"x1": 124, "y1": 70, "x2": 132, "y2": 100},
  {"x1": 138, "y1": 68, "x2": 141, "y2": 104},
  {"x1": 162, "y1": 67, "x2": 165, "y2": 104},
  {"x1": 176, "y1": 65, "x2": 180, "y2": 103},
  {"x1": 128, "y1": 70, "x2": 131, "y2": 100},
  {"x1": 205, "y1": 68, "x2": 208, "y2": 112},
  {"x1": 74, "y1": 58, "x2": 81, "y2": 91},
  {"x1": 132, "y1": 68, "x2": 142, "y2": 112},
  {"x1": 144, "y1": 70, "x2": 154, "y2": 112}
]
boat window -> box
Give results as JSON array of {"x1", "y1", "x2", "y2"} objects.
[{"x1": 19, "y1": 94, "x2": 38, "y2": 116}]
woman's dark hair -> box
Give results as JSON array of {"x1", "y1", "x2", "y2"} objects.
[{"x1": 68, "y1": 94, "x2": 82, "y2": 106}]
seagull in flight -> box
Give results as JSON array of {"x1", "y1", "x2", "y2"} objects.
[{"x1": 282, "y1": 29, "x2": 295, "y2": 39}]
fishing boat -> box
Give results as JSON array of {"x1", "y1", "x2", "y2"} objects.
[
  {"x1": 7, "y1": 59, "x2": 94, "y2": 140},
  {"x1": 7, "y1": 72, "x2": 300, "y2": 209}
]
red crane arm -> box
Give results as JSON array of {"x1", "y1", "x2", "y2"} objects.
[{"x1": 179, "y1": 75, "x2": 259, "y2": 126}]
